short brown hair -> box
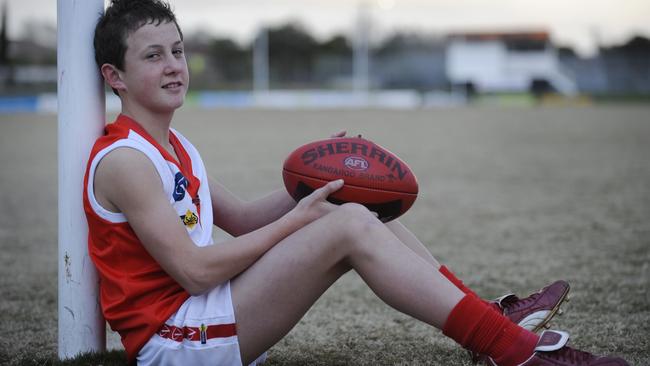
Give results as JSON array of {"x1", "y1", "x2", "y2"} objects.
[{"x1": 94, "y1": 0, "x2": 183, "y2": 71}]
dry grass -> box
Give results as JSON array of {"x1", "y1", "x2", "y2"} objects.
[{"x1": 0, "y1": 105, "x2": 648, "y2": 365}]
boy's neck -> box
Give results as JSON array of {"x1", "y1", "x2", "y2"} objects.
[{"x1": 121, "y1": 105, "x2": 174, "y2": 147}]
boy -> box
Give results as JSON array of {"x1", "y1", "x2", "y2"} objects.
[{"x1": 85, "y1": 0, "x2": 629, "y2": 365}]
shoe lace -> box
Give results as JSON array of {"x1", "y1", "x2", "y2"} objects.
[
  {"x1": 500, "y1": 291, "x2": 540, "y2": 313},
  {"x1": 544, "y1": 346, "x2": 595, "y2": 363}
]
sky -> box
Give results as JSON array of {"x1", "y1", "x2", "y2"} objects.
[{"x1": 5, "y1": 0, "x2": 650, "y2": 56}]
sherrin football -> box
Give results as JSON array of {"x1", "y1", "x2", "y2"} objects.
[{"x1": 282, "y1": 136, "x2": 418, "y2": 222}]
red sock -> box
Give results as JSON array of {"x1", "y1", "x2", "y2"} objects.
[
  {"x1": 443, "y1": 295, "x2": 539, "y2": 366},
  {"x1": 439, "y1": 265, "x2": 513, "y2": 314}
]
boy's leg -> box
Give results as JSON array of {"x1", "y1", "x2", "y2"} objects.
[
  {"x1": 231, "y1": 203, "x2": 628, "y2": 366},
  {"x1": 384, "y1": 220, "x2": 441, "y2": 268},
  {"x1": 386, "y1": 219, "x2": 570, "y2": 333},
  {"x1": 231, "y1": 203, "x2": 465, "y2": 364},
  {"x1": 385, "y1": 221, "x2": 481, "y2": 297},
  {"x1": 386, "y1": 219, "x2": 572, "y2": 364}
]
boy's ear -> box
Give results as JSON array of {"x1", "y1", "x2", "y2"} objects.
[{"x1": 100, "y1": 63, "x2": 126, "y2": 92}]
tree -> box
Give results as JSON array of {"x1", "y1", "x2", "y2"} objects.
[
  {"x1": 208, "y1": 38, "x2": 250, "y2": 82},
  {"x1": 267, "y1": 23, "x2": 318, "y2": 84},
  {"x1": 318, "y1": 34, "x2": 352, "y2": 56}
]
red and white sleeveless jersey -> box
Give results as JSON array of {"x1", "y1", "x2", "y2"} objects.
[{"x1": 83, "y1": 114, "x2": 214, "y2": 361}]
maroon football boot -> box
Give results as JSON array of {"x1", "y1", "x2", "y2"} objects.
[
  {"x1": 471, "y1": 281, "x2": 571, "y2": 364},
  {"x1": 486, "y1": 330, "x2": 630, "y2": 366},
  {"x1": 493, "y1": 280, "x2": 570, "y2": 332}
]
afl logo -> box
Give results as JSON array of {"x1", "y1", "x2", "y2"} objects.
[{"x1": 344, "y1": 156, "x2": 369, "y2": 171}]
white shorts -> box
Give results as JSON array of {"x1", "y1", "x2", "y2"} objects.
[{"x1": 137, "y1": 281, "x2": 267, "y2": 366}]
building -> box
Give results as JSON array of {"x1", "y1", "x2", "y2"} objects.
[{"x1": 445, "y1": 31, "x2": 577, "y2": 96}]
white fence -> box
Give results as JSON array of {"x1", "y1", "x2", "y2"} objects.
[{"x1": 1, "y1": 90, "x2": 469, "y2": 114}]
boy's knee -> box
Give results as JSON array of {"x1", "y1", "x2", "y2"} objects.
[
  {"x1": 333, "y1": 203, "x2": 382, "y2": 236},
  {"x1": 337, "y1": 202, "x2": 373, "y2": 220}
]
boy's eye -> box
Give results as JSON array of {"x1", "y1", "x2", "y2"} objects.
[
  {"x1": 146, "y1": 53, "x2": 160, "y2": 60},
  {"x1": 173, "y1": 49, "x2": 184, "y2": 56}
]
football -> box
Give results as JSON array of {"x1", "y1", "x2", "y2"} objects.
[{"x1": 282, "y1": 136, "x2": 418, "y2": 222}]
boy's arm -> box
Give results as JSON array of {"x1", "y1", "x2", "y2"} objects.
[
  {"x1": 209, "y1": 178, "x2": 296, "y2": 237},
  {"x1": 210, "y1": 131, "x2": 347, "y2": 236},
  {"x1": 95, "y1": 148, "x2": 338, "y2": 295}
]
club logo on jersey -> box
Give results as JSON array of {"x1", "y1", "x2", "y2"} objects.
[
  {"x1": 173, "y1": 172, "x2": 189, "y2": 202},
  {"x1": 344, "y1": 156, "x2": 369, "y2": 171},
  {"x1": 181, "y1": 209, "x2": 199, "y2": 229}
]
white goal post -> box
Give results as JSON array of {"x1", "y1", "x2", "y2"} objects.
[{"x1": 57, "y1": 0, "x2": 106, "y2": 359}]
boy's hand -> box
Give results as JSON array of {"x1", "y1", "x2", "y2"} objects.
[{"x1": 288, "y1": 179, "x2": 344, "y2": 227}]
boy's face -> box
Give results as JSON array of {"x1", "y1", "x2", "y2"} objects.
[{"x1": 119, "y1": 21, "x2": 188, "y2": 114}]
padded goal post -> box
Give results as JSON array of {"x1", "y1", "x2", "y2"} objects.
[{"x1": 57, "y1": 0, "x2": 106, "y2": 359}]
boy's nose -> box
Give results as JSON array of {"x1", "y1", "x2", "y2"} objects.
[{"x1": 164, "y1": 56, "x2": 184, "y2": 74}]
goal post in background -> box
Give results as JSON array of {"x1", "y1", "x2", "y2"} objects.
[{"x1": 57, "y1": 0, "x2": 106, "y2": 359}]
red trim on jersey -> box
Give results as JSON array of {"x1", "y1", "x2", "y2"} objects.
[
  {"x1": 116, "y1": 115, "x2": 202, "y2": 215},
  {"x1": 157, "y1": 323, "x2": 237, "y2": 343},
  {"x1": 169, "y1": 131, "x2": 201, "y2": 215}
]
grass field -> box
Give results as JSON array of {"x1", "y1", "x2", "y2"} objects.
[{"x1": 0, "y1": 105, "x2": 648, "y2": 365}]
